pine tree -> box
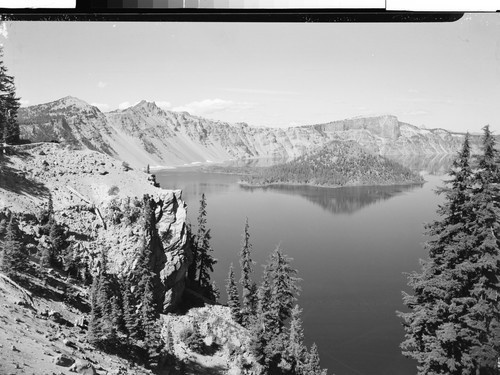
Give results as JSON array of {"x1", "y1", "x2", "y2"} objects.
[
  {"x1": 87, "y1": 248, "x2": 115, "y2": 349},
  {"x1": 141, "y1": 272, "x2": 162, "y2": 369},
  {"x1": 287, "y1": 305, "x2": 307, "y2": 374},
  {"x1": 135, "y1": 235, "x2": 153, "y2": 295},
  {"x1": 269, "y1": 246, "x2": 301, "y2": 334},
  {"x1": 239, "y1": 218, "x2": 256, "y2": 326},
  {"x1": 258, "y1": 260, "x2": 275, "y2": 333},
  {"x1": 462, "y1": 125, "x2": 500, "y2": 370},
  {"x1": 110, "y1": 294, "x2": 124, "y2": 333},
  {"x1": 0, "y1": 47, "x2": 20, "y2": 146},
  {"x1": 399, "y1": 131, "x2": 500, "y2": 375},
  {"x1": 0, "y1": 216, "x2": 27, "y2": 277},
  {"x1": 249, "y1": 261, "x2": 274, "y2": 368},
  {"x1": 195, "y1": 193, "x2": 217, "y2": 299},
  {"x1": 49, "y1": 218, "x2": 67, "y2": 267},
  {"x1": 187, "y1": 223, "x2": 198, "y2": 283},
  {"x1": 304, "y1": 343, "x2": 327, "y2": 375},
  {"x1": 122, "y1": 278, "x2": 140, "y2": 339},
  {"x1": 226, "y1": 263, "x2": 241, "y2": 323},
  {"x1": 87, "y1": 270, "x2": 103, "y2": 345},
  {"x1": 248, "y1": 314, "x2": 267, "y2": 366}
]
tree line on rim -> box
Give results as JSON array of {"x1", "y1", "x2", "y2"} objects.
[{"x1": 400, "y1": 126, "x2": 500, "y2": 375}]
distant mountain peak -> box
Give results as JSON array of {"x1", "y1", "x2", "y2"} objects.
[{"x1": 56, "y1": 96, "x2": 91, "y2": 106}]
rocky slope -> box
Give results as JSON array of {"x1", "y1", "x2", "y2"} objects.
[
  {"x1": 0, "y1": 143, "x2": 262, "y2": 375},
  {"x1": 18, "y1": 97, "x2": 481, "y2": 169},
  {"x1": 0, "y1": 271, "x2": 153, "y2": 375},
  {"x1": 1, "y1": 142, "x2": 190, "y2": 312}
]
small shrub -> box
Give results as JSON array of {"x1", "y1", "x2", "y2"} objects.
[
  {"x1": 179, "y1": 325, "x2": 205, "y2": 354},
  {"x1": 108, "y1": 185, "x2": 120, "y2": 196}
]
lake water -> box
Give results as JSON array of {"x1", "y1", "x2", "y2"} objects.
[{"x1": 156, "y1": 160, "x2": 448, "y2": 375}]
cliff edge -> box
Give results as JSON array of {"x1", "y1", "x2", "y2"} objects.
[{"x1": 0, "y1": 142, "x2": 191, "y2": 312}]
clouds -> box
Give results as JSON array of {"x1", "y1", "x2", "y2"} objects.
[
  {"x1": 118, "y1": 101, "x2": 132, "y2": 110},
  {"x1": 97, "y1": 81, "x2": 108, "y2": 89},
  {"x1": 154, "y1": 101, "x2": 172, "y2": 109},
  {"x1": 91, "y1": 102, "x2": 110, "y2": 111},
  {"x1": 221, "y1": 88, "x2": 300, "y2": 96},
  {"x1": 171, "y1": 98, "x2": 254, "y2": 116}
]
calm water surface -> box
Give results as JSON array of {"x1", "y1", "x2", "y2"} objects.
[{"x1": 156, "y1": 164, "x2": 446, "y2": 375}]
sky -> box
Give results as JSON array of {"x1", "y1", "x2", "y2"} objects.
[{"x1": 1, "y1": 14, "x2": 500, "y2": 133}]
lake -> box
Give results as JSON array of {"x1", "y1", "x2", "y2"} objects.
[{"x1": 156, "y1": 160, "x2": 448, "y2": 375}]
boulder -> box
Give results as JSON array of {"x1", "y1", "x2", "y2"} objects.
[
  {"x1": 54, "y1": 354, "x2": 75, "y2": 367},
  {"x1": 69, "y1": 359, "x2": 97, "y2": 375},
  {"x1": 63, "y1": 338, "x2": 77, "y2": 348}
]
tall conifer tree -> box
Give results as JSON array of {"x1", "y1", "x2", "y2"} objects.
[
  {"x1": 122, "y1": 278, "x2": 140, "y2": 339},
  {"x1": 463, "y1": 125, "x2": 500, "y2": 370},
  {"x1": 0, "y1": 47, "x2": 20, "y2": 146},
  {"x1": 226, "y1": 263, "x2": 241, "y2": 323},
  {"x1": 304, "y1": 343, "x2": 327, "y2": 375},
  {"x1": 0, "y1": 216, "x2": 27, "y2": 277},
  {"x1": 287, "y1": 304, "x2": 307, "y2": 374},
  {"x1": 269, "y1": 246, "x2": 301, "y2": 334},
  {"x1": 88, "y1": 248, "x2": 117, "y2": 349},
  {"x1": 195, "y1": 193, "x2": 217, "y2": 298},
  {"x1": 400, "y1": 131, "x2": 500, "y2": 374},
  {"x1": 141, "y1": 273, "x2": 162, "y2": 368},
  {"x1": 239, "y1": 218, "x2": 256, "y2": 326}
]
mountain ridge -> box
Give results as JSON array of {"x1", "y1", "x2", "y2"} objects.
[{"x1": 18, "y1": 96, "x2": 481, "y2": 169}]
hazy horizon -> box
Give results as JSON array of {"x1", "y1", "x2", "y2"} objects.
[{"x1": 2, "y1": 14, "x2": 500, "y2": 133}]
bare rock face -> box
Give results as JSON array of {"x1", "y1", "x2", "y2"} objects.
[
  {"x1": 97, "y1": 190, "x2": 191, "y2": 312},
  {"x1": 69, "y1": 359, "x2": 97, "y2": 375},
  {"x1": 316, "y1": 115, "x2": 401, "y2": 140},
  {"x1": 54, "y1": 353, "x2": 75, "y2": 367},
  {"x1": 157, "y1": 191, "x2": 192, "y2": 313}
]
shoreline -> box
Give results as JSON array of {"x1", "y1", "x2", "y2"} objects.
[{"x1": 238, "y1": 179, "x2": 426, "y2": 189}]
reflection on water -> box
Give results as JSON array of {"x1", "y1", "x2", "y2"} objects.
[
  {"x1": 159, "y1": 168, "x2": 425, "y2": 216},
  {"x1": 241, "y1": 183, "x2": 424, "y2": 215},
  {"x1": 386, "y1": 153, "x2": 455, "y2": 175}
]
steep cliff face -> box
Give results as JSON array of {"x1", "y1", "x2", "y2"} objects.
[
  {"x1": 19, "y1": 97, "x2": 480, "y2": 168},
  {"x1": 99, "y1": 191, "x2": 191, "y2": 312},
  {"x1": 1, "y1": 143, "x2": 192, "y2": 312}
]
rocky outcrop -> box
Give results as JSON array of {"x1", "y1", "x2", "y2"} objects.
[
  {"x1": 19, "y1": 97, "x2": 485, "y2": 168},
  {"x1": 2, "y1": 143, "x2": 192, "y2": 313},
  {"x1": 84, "y1": 191, "x2": 192, "y2": 313}
]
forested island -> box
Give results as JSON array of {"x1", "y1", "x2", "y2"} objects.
[{"x1": 239, "y1": 140, "x2": 424, "y2": 188}]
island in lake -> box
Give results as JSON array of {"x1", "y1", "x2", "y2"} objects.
[{"x1": 238, "y1": 140, "x2": 425, "y2": 188}]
